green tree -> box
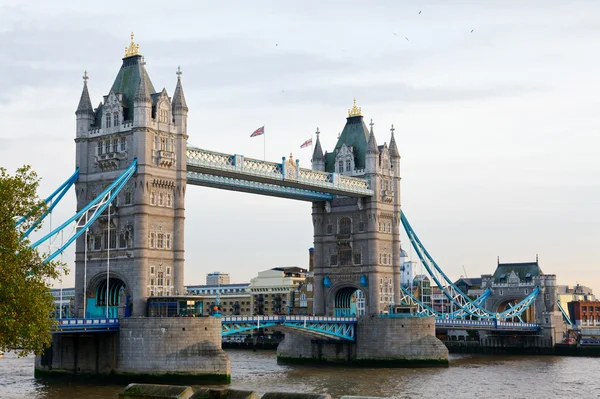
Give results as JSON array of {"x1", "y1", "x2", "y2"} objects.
[{"x1": 0, "y1": 166, "x2": 67, "y2": 357}]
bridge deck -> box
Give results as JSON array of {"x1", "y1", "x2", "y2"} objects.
[{"x1": 186, "y1": 147, "x2": 374, "y2": 199}]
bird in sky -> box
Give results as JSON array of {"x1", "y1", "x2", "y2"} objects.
[
  {"x1": 419, "y1": 10, "x2": 422, "y2": 14},
  {"x1": 405, "y1": 36, "x2": 409, "y2": 41},
  {"x1": 470, "y1": 29, "x2": 474, "y2": 33},
  {"x1": 393, "y1": 32, "x2": 397, "y2": 36}
]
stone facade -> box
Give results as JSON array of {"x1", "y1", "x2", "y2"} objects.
[
  {"x1": 311, "y1": 107, "x2": 402, "y2": 316},
  {"x1": 73, "y1": 47, "x2": 188, "y2": 317},
  {"x1": 118, "y1": 318, "x2": 230, "y2": 383}
]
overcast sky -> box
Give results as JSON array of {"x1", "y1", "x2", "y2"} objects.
[{"x1": 1, "y1": 0, "x2": 598, "y2": 292}]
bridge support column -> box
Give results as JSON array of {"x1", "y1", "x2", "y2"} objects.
[{"x1": 277, "y1": 317, "x2": 448, "y2": 366}]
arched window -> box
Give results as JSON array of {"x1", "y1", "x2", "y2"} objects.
[
  {"x1": 339, "y1": 217, "x2": 351, "y2": 234},
  {"x1": 106, "y1": 113, "x2": 111, "y2": 128},
  {"x1": 113, "y1": 112, "x2": 119, "y2": 127}
]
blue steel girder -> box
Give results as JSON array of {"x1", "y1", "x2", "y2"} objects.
[
  {"x1": 187, "y1": 171, "x2": 333, "y2": 202},
  {"x1": 221, "y1": 316, "x2": 356, "y2": 341},
  {"x1": 435, "y1": 319, "x2": 540, "y2": 331},
  {"x1": 186, "y1": 147, "x2": 373, "y2": 198}
]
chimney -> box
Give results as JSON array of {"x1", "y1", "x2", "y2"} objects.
[{"x1": 309, "y1": 247, "x2": 315, "y2": 272}]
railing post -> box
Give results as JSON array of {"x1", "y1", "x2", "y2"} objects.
[{"x1": 281, "y1": 157, "x2": 286, "y2": 180}]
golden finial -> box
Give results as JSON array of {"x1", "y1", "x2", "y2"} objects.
[
  {"x1": 288, "y1": 153, "x2": 296, "y2": 168},
  {"x1": 124, "y1": 32, "x2": 141, "y2": 57},
  {"x1": 348, "y1": 98, "x2": 362, "y2": 117}
]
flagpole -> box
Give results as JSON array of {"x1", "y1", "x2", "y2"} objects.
[{"x1": 263, "y1": 125, "x2": 266, "y2": 161}]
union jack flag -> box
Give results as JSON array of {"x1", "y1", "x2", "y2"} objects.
[
  {"x1": 300, "y1": 138, "x2": 312, "y2": 148},
  {"x1": 250, "y1": 126, "x2": 265, "y2": 137}
]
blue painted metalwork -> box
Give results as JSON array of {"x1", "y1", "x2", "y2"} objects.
[
  {"x1": 397, "y1": 285, "x2": 492, "y2": 319},
  {"x1": 187, "y1": 171, "x2": 333, "y2": 201},
  {"x1": 54, "y1": 318, "x2": 119, "y2": 333},
  {"x1": 323, "y1": 276, "x2": 331, "y2": 288},
  {"x1": 557, "y1": 300, "x2": 574, "y2": 326},
  {"x1": 17, "y1": 168, "x2": 80, "y2": 239},
  {"x1": 360, "y1": 275, "x2": 368, "y2": 287},
  {"x1": 221, "y1": 315, "x2": 357, "y2": 341},
  {"x1": 30, "y1": 159, "x2": 138, "y2": 263},
  {"x1": 186, "y1": 147, "x2": 373, "y2": 198},
  {"x1": 401, "y1": 211, "x2": 539, "y2": 320}
]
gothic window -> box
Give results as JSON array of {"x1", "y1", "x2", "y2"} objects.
[
  {"x1": 166, "y1": 279, "x2": 171, "y2": 287},
  {"x1": 340, "y1": 249, "x2": 352, "y2": 265},
  {"x1": 307, "y1": 283, "x2": 313, "y2": 292},
  {"x1": 326, "y1": 224, "x2": 333, "y2": 235},
  {"x1": 120, "y1": 136, "x2": 127, "y2": 152},
  {"x1": 159, "y1": 109, "x2": 168, "y2": 123},
  {"x1": 170, "y1": 138, "x2": 175, "y2": 152},
  {"x1": 158, "y1": 192, "x2": 164, "y2": 206},
  {"x1": 150, "y1": 191, "x2": 156, "y2": 205},
  {"x1": 104, "y1": 140, "x2": 110, "y2": 154},
  {"x1": 106, "y1": 113, "x2": 111, "y2": 128},
  {"x1": 353, "y1": 251, "x2": 362, "y2": 265},
  {"x1": 339, "y1": 217, "x2": 351, "y2": 234},
  {"x1": 157, "y1": 272, "x2": 164, "y2": 286},
  {"x1": 149, "y1": 232, "x2": 156, "y2": 248},
  {"x1": 166, "y1": 234, "x2": 172, "y2": 249},
  {"x1": 150, "y1": 266, "x2": 155, "y2": 274},
  {"x1": 104, "y1": 230, "x2": 116, "y2": 249},
  {"x1": 161, "y1": 137, "x2": 167, "y2": 151},
  {"x1": 330, "y1": 254, "x2": 338, "y2": 266},
  {"x1": 94, "y1": 235, "x2": 102, "y2": 250},
  {"x1": 125, "y1": 191, "x2": 132, "y2": 205},
  {"x1": 154, "y1": 135, "x2": 159, "y2": 150},
  {"x1": 157, "y1": 233, "x2": 165, "y2": 249},
  {"x1": 346, "y1": 160, "x2": 351, "y2": 172},
  {"x1": 112, "y1": 138, "x2": 118, "y2": 153},
  {"x1": 358, "y1": 221, "x2": 365, "y2": 232},
  {"x1": 166, "y1": 267, "x2": 171, "y2": 276},
  {"x1": 167, "y1": 193, "x2": 172, "y2": 207},
  {"x1": 338, "y1": 161, "x2": 344, "y2": 172},
  {"x1": 113, "y1": 112, "x2": 119, "y2": 127},
  {"x1": 119, "y1": 232, "x2": 127, "y2": 248},
  {"x1": 97, "y1": 141, "x2": 103, "y2": 156}
]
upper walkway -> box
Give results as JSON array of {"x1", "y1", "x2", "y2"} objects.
[{"x1": 186, "y1": 147, "x2": 374, "y2": 201}]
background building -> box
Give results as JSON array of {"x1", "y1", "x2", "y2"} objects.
[
  {"x1": 206, "y1": 272, "x2": 230, "y2": 286},
  {"x1": 249, "y1": 267, "x2": 307, "y2": 315},
  {"x1": 50, "y1": 287, "x2": 75, "y2": 318},
  {"x1": 185, "y1": 283, "x2": 250, "y2": 316}
]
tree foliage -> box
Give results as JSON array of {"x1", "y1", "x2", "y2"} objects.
[{"x1": 0, "y1": 165, "x2": 67, "y2": 356}]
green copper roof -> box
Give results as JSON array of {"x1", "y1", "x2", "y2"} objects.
[
  {"x1": 110, "y1": 55, "x2": 156, "y2": 119},
  {"x1": 325, "y1": 115, "x2": 370, "y2": 172},
  {"x1": 492, "y1": 262, "x2": 543, "y2": 281}
]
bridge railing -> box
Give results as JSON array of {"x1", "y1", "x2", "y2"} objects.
[
  {"x1": 186, "y1": 147, "x2": 373, "y2": 196},
  {"x1": 435, "y1": 319, "x2": 539, "y2": 330},
  {"x1": 54, "y1": 318, "x2": 120, "y2": 332}
]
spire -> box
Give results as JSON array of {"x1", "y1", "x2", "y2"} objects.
[
  {"x1": 134, "y1": 69, "x2": 151, "y2": 103},
  {"x1": 367, "y1": 118, "x2": 379, "y2": 154},
  {"x1": 172, "y1": 66, "x2": 188, "y2": 112},
  {"x1": 312, "y1": 127, "x2": 324, "y2": 161},
  {"x1": 76, "y1": 70, "x2": 93, "y2": 114},
  {"x1": 389, "y1": 124, "x2": 400, "y2": 159}
]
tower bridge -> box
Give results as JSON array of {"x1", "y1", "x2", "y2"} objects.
[{"x1": 29, "y1": 35, "x2": 568, "y2": 383}]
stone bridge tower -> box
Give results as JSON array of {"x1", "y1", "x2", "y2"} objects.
[
  {"x1": 73, "y1": 35, "x2": 188, "y2": 317},
  {"x1": 311, "y1": 100, "x2": 402, "y2": 316}
]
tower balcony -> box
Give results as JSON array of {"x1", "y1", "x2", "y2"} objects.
[
  {"x1": 95, "y1": 151, "x2": 128, "y2": 170},
  {"x1": 381, "y1": 190, "x2": 394, "y2": 203}
]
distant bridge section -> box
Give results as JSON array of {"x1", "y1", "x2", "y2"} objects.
[
  {"x1": 186, "y1": 147, "x2": 374, "y2": 201},
  {"x1": 222, "y1": 315, "x2": 357, "y2": 341},
  {"x1": 435, "y1": 319, "x2": 539, "y2": 331}
]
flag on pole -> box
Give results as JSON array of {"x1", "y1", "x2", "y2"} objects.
[
  {"x1": 300, "y1": 138, "x2": 312, "y2": 148},
  {"x1": 250, "y1": 126, "x2": 265, "y2": 137}
]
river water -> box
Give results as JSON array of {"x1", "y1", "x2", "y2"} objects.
[{"x1": 1, "y1": 350, "x2": 599, "y2": 399}]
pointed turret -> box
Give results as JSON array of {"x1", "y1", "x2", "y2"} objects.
[
  {"x1": 311, "y1": 128, "x2": 325, "y2": 172},
  {"x1": 134, "y1": 66, "x2": 152, "y2": 126},
  {"x1": 172, "y1": 66, "x2": 188, "y2": 112},
  {"x1": 172, "y1": 66, "x2": 188, "y2": 135},
  {"x1": 389, "y1": 124, "x2": 400, "y2": 159},
  {"x1": 76, "y1": 71, "x2": 94, "y2": 138},
  {"x1": 134, "y1": 70, "x2": 151, "y2": 103},
  {"x1": 76, "y1": 71, "x2": 93, "y2": 114},
  {"x1": 366, "y1": 119, "x2": 379, "y2": 155}
]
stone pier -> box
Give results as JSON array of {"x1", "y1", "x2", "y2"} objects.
[
  {"x1": 35, "y1": 317, "x2": 230, "y2": 384},
  {"x1": 277, "y1": 317, "x2": 448, "y2": 366}
]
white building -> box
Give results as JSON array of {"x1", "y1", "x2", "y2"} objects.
[
  {"x1": 206, "y1": 272, "x2": 230, "y2": 286},
  {"x1": 400, "y1": 249, "x2": 416, "y2": 287},
  {"x1": 248, "y1": 267, "x2": 307, "y2": 315}
]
